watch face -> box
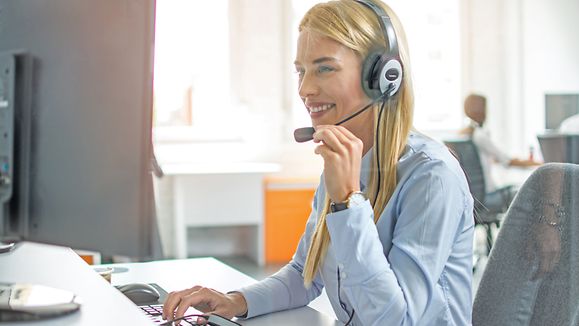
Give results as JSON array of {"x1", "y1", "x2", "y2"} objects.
[{"x1": 348, "y1": 192, "x2": 367, "y2": 208}]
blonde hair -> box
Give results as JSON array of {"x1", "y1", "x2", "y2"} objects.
[{"x1": 300, "y1": 0, "x2": 414, "y2": 287}]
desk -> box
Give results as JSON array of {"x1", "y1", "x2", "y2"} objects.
[
  {"x1": 102, "y1": 257, "x2": 340, "y2": 326},
  {"x1": 491, "y1": 165, "x2": 537, "y2": 189},
  {"x1": 0, "y1": 242, "x2": 152, "y2": 325},
  {"x1": 0, "y1": 241, "x2": 338, "y2": 325}
]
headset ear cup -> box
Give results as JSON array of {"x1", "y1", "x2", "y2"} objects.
[
  {"x1": 362, "y1": 49, "x2": 403, "y2": 99},
  {"x1": 361, "y1": 50, "x2": 385, "y2": 100},
  {"x1": 379, "y1": 58, "x2": 403, "y2": 97}
]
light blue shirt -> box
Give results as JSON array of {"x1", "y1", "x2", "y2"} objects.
[{"x1": 238, "y1": 132, "x2": 474, "y2": 325}]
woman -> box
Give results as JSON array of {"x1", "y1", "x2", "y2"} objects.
[{"x1": 163, "y1": 1, "x2": 474, "y2": 325}]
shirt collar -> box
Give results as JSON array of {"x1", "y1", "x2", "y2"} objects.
[{"x1": 360, "y1": 132, "x2": 417, "y2": 193}]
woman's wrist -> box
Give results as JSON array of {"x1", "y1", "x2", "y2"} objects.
[{"x1": 227, "y1": 291, "x2": 248, "y2": 318}]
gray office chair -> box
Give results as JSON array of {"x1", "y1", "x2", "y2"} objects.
[
  {"x1": 473, "y1": 163, "x2": 579, "y2": 325},
  {"x1": 444, "y1": 139, "x2": 514, "y2": 252}
]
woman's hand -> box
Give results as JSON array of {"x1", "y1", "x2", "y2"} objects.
[
  {"x1": 162, "y1": 286, "x2": 247, "y2": 325},
  {"x1": 313, "y1": 125, "x2": 363, "y2": 203}
]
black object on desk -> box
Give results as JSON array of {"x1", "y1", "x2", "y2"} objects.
[
  {"x1": 0, "y1": 283, "x2": 81, "y2": 322},
  {"x1": 116, "y1": 282, "x2": 168, "y2": 305},
  {"x1": 0, "y1": 242, "x2": 17, "y2": 254}
]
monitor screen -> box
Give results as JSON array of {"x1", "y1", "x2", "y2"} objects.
[
  {"x1": 0, "y1": 0, "x2": 160, "y2": 259},
  {"x1": 537, "y1": 133, "x2": 579, "y2": 164},
  {"x1": 545, "y1": 94, "x2": 579, "y2": 130}
]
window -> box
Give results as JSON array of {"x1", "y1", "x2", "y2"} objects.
[{"x1": 153, "y1": 0, "x2": 241, "y2": 142}]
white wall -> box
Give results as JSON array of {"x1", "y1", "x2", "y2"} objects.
[
  {"x1": 522, "y1": 0, "x2": 579, "y2": 147},
  {"x1": 462, "y1": 0, "x2": 579, "y2": 158}
]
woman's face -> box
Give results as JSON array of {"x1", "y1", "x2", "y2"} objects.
[{"x1": 294, "y1": 30, "x2": 370, "y2": 131}]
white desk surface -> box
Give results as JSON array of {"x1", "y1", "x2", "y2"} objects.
[
  {"x1": 1, "y1": 242, "x2": 338, "y2": 325},
  {"x1": 0, "y1": 241, "x2": 152, "y2": 325},
  {"x1": 102, "y1": 257, "x2": 340, "y2": 326}
]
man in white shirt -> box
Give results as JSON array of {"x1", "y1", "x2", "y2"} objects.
[
  {"x1": 461, "y1": 94, "x2": 541, "y2": 210},
  {"x1": 559, "y1": 113, "x2": 579, "y2": 133}
]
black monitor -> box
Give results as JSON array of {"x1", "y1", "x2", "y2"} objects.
[
  {"x1": 537, "y1": 133, "x2": 579, "y2": 164},
  {"x1": 0, "y1": 0, "x2": 161, "y2": 260},
  {"x1": 545, "y1": 94, "x2": 579, "y2": 130}
]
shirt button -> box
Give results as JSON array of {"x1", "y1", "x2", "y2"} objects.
[
  {"x1": 338, "y1": 263, "x2": 344, "y2": 270},
  {"x1": 341, "y1": 272, "x2": 347, "y2": 279}
]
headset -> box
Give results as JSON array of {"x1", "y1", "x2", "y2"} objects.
[{"x1": 355, "y1": 0, "x2": 403, "y2": 100}]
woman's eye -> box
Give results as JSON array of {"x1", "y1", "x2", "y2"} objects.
[{"x1": 317, "y1": 66, "x2": 334, "y2": 73}]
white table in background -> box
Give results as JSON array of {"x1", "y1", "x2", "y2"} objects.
[{"x1": 156, "y1": 162, "x2": 280, "y2": 265}]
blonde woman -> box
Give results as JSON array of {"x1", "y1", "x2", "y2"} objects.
[{"x1": 163, "y1": 1, "x2": 473, "y2": 325}]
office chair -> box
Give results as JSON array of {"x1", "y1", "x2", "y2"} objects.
[
  {"x1": 473, "y1": 163, "x2": 579, "y2": 325},
  {"x1": 444, "y1": 139, "x2": 514, "y2": 254}
]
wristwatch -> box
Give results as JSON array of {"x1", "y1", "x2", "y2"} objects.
[{"x1": 330, "y1": 191, "x2": 367, "y2": 213}]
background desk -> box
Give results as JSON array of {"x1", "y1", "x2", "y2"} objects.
[
  {"x1": 155, "y1": 162, "x2": 280, "y2": 264},
  {"x1": 102, "y1": 257, "x2": 340, "y2": 326}
]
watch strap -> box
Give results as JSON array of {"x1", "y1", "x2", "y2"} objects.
[
  {"x1": 330, "y1": 201, "x2": 348, "y2": 213},
  {"x1": 330, "y1": 191, "x2": 365, "y2": 213}
]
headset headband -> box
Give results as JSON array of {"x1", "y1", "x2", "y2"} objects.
[{"x1": 354, "y1": 0, "x2": 399, "y2": 58}]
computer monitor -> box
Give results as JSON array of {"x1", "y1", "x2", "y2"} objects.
[
  {"x1": 537, "y1": 133, "x2": 579, "y2": 164},
  {"x1": 0, "y1": 0, "x2": 161, "y2": 260},
  {"x1": 545, "y1": 94, "x2": 579, "y2": 130}
]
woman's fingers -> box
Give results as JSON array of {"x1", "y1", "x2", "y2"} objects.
[
  {"x1": 313, "y1": 125, "x2": 360, "y2": 154},
  {"x1": 164, "y1": 287, "x2": 242, "y2": 325},
  {"x1": 174, "y1": 287, "x2": 220, "y2": 322},
  {"x1": 162, "y1": 286, "x2": 201, "y2": 320},
  {"x1": 312, "y1": 125, "x2": 363, "y2": 203}
]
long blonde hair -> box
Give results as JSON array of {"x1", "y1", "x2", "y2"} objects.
[{"x1": 301, "y1": 0, "x2": 415, "y2": 287}]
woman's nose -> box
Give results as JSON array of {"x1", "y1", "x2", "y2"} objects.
[{"x1": 298, "y1": 73, "x2": 319, "y2": 98}]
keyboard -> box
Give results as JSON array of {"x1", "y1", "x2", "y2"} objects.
[
  {"x1": 135, "y1": 283, "x2": 241, "y2": 326},
  {"x1": 139, "y1": 304, "x2": 199, "y2": 325},
  {"x1": 139, "y1": 304, "x2": 242, "y2": 326}
]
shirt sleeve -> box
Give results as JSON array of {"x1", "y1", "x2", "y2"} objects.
[
  {"x1": 235, "y1": 188, "x2": 324, "y2": 318},
  {"x1": 472, "y1": 127, "x2": 511, "y2": 165},
  {"x1": 325, "y1": 160, "x2": 471, "y2": 325}
]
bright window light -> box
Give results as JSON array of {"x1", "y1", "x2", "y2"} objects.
[{"x1": 153, "y1": 0, "x2": 238, "y2": 141}]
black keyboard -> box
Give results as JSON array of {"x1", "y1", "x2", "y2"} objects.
[
  {"x1": 139, "y1": 304, "x2": 199, "y2": 325},
  {"x1": 138, "y1": 297, "x2": 241, "y2": 325}
]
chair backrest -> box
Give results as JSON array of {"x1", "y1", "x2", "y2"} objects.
[
  {"x1": 472, "y1": 163, "x2": 579, "y2": 325},
  {"x1": 444, "y1": 139, "x2": 487, "y2": 210}
]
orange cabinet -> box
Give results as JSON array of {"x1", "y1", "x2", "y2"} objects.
[{"x1": 264, "y1": 179, "x2": 317, "y2": 263}]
